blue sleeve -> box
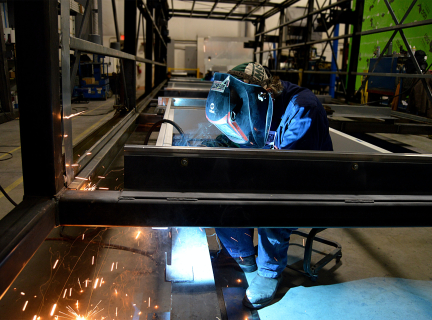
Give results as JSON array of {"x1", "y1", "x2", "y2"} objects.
[{"x1": 275, "y1": 95, "x2": 331, "y2": 151}]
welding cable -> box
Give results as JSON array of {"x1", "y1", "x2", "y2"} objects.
[
  {"x1": 0, "y1": 151, "x2": 13, "y2": 161},
  {"x1": 0, "y1": 184, "x2": 18, "y2": 206},
  {"x1": 143, "y1": 119, "x2": 186, "y2": 145}
]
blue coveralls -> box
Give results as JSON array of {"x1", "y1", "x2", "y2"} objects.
[{"x1": 216, "y1": 80, "x2": 333, "y2": 278}]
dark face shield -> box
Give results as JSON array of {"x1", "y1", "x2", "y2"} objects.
[{"x1": 205, "y1": 73, "x2": 273, "y2": 148}]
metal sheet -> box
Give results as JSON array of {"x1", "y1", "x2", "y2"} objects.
[{"x1": 223, "y1": 287, "x2": 260, "y2": 320}]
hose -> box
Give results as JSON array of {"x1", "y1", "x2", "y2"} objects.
[{"x1": 143, "y1": 119, "x2": 186, "y2": 145}]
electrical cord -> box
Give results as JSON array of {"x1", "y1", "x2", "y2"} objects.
[
  {"x1": 143, "y1": 119, "x2": 186, "y2": 145},
  {"x1": 0, "y1": 184, "x2": 18, "y2": 206}
]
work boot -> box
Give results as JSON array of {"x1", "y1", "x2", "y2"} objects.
[
  {"x1": 234, "y1": 255, "x2": 257, "y2": 272},
  {"x1": 243, "y1": 274, "x2": 282, "y2": 309}
]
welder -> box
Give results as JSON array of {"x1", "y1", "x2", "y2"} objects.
[{"x1": 205, "y1": 62, "x2": 333, "y2": 309}]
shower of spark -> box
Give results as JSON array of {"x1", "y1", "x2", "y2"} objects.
[{"x1": 53, "y1": 259, "x2": 59, "y2": 269}]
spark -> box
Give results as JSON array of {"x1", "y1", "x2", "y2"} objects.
[
  {"x1": 64, "y1": 111, "x2": 86, "y2": 119},
  {"x1": 64, "y1": 134, "x2": 68, "y2": 137},
  {"x1": 69, "y1": 288, "x2": 72, "y2": 296},
  {"x1": 53, "y1": 259, "x2": 59, "y2": 269},
  {"x1": 92, "y1": 256, "x2": 95, "y2": 265},
  {"x1": 72, "y1": 164, "x2": 79, "y2": 167},
  {"x1": 136, "y1": 231, "x2": 141, "y2": 239},
  {"x1": 199, "y1": 227, "x2": 203, "y2": 232},
  {"x1": 148, "y1": 297, "x2": 151, "y2": 308},
  {"x1": 111, "y1": 262, "x2": 114, "y2": 271},
  {"x1": 86, "y1": 152, "x2": 92, "y2": 155},
  {"x1": 23, "y1": 300, "x2": 28, "y2": 311},
  {"x1": 100, "y1": 278, "x2": 103, "y2": 287},
  {"x1": 50, "y1": 303, "x2": 57, "y2": 316},
  {"x1": 239, "y1": 256, "x2": 243, "y2": 261},
  {"x1": 155, "y1": 305, "x2": 159, "y2": 309},
  {"x1": 274, "y1": 257, "x2": 278, "y2": 262},
  {"x1": 99, "y1": 187, "x2": 109, "y2": 190},
  {"x1": 75, "y1": 176, "x2": 88, "y2": 181},
  {"x1": 85, "y1": 279, "x2": 88, "y2": 287},
  {"x1": 115, "y1": 289, "x2": 117, "y2": 294},
  {"x1": 82, "y1": 234, "x2": 85, "y2": 240},
  {"x1": 245, "y1": 233, "x2": 252, "y2": 237},
  {"x1": 116, "y1": 262, "x2": 118, "y2": 269},
  {"x1": 230, "y1": 237, "x2": 238, "y2": 242},
  {"x1": 138, "y1": 312, "x2": 142, "y2": 315},
  {"x1": 94, "y1": 278, "x2": 99, "y2": 289},
  {"x1": 63, "y1": 289, "x2": 67, "y2": 298},
  {"x1": 34, "y1": 296, "x2": 37, "y2": 298},
  {"x1": 98, "y1": 176, "x2": 105, "y2": 179},
  {"x1": 78, "y1": 278, "x2": 82, "y2": 290},
  {"x1": 116, "y1": 307, "x2": 118, "y2": 316},
  {"x1": 32, "y1": 316, "x2": 37, "y2": 320},
  {"x1": 237, "y1": 279, "x2": 242, "y2": 283},
  {"x1": 21, "y1": 292, "x2": 25, "y2": 295},
  {"x1": 76, "y1": 300, "x2": 79, "y2": 309}
]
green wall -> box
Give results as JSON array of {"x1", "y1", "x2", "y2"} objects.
[{"x1": 355, "y1": 0, "x2": 432, "y2": 89}]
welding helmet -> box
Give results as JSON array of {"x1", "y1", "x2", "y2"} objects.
[{"x1": 205, "y1": 72, "x2": 273, "y2": 148}]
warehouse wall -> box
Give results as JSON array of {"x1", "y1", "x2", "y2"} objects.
[{"x1": 356, "y1": 0, "x2": 432, "y2": 89}]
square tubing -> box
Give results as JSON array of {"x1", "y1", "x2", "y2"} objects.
[
  {"x1": 60, "y1": 0, "x2": 74, "y2": 185},
  {"x1": 14, "y1": 0, "x2": 63, "y2": 196},
  {"x1": 0, "y1": 10, "x2": 12, "y2": 115},
  {"x1": 124, "y1": 0, "x2": 137, "y2": 109},
  {"x1": 346, "y1": 0, "x2": 365, "y2": 101},
  {"x1": 145, "y1": 1, "x2": 154, "y2": 95}
]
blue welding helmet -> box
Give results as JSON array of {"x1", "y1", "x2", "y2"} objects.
[{"x1": 205, "y1": 73, "x2": 273, "y2": 148}]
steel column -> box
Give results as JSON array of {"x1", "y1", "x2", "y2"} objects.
[
  {"x1": 301, "y1": 0, "x2": 314, "y2": 86},
  {"x1": 14, "y1": 0, "x2": 64, "y2": 196},
  {"x1": 347, "y1": 0, "x2": 364, "y2": 101},
  {"x1": 145, "y1": 1, "x2": 154, "y2": 95},
  {"x1": 124, "y1": 0, "x2": 137, "y2": 109},
  {"x1": 0, "y1": 10, "x2": 12, "y2": 116}
]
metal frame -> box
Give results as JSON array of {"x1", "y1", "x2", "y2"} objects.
[{"x1": 2, "y1": 0, "x2": 432, "y2": 304}]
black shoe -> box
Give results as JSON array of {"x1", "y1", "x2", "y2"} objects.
[
  {"x1": 234, "y1": 255, "x2": 257, "y2": 272},
  {"x1": 243, "y1": 274, "x2": 282, "y2": 309}
]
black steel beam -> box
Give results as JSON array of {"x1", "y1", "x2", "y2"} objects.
[
  {"x1": 256, "y1": 0, "x2": 350, "y2": 36},
  {"x1": 14, "y1": 0, "x2": 64, "y2": 197},
  {"x1": 242, "y1": 0, "x2": 266, "y2": 21},
  {"x1": 172, "y1": 13, "x2": 256, "y2": 22},
  {"x1": 123, "y1": 146, "x2": 432, "y2": 195},
  {"x1": 145, "y1": 1, "x2": 154, "y2": 95},
  {"x1": 123, "y1": 0, "x2": 137, "y2": 110},
  {"x1": 0, "y1": 9, "x2": 12, "y2": 115},
  {"x1": 208, "y1": 0, "x2": 219, "y2": 18},
  {"x1": 58, "y1": 190, "x2": 432, "y2": 228},
  {"x1": 178, "y1": 0, "x2": 278, "y2": 7},
  {"x1": 0, "y1": 198, "x2": 56, "y2": 299},
  {"x1": 172, "y1": 8, "x2": 261, "y2": 18},
  {"x1": 225, "y1": 0, "x2": 245, "y2": 19},
  {"x1": 260, "y1": 0, "x2": 300, "y2": 20},
  {"x1": 346, "y1": 0, "x2": 364, "y2": 101}
]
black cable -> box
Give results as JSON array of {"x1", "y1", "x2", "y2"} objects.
[
  {"x1": 0, "y1": 184, "x2": 18, "y2": 206},
  {"x1": 0, "y1": 151, "x2": 13, "y2": 161},
  {"x1": 143, "y1": 119, "x2": 186, "y2": 145}
]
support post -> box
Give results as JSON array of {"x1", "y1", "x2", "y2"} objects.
[
  {"x1": 124, "y1": 0, "x2": 137, "y2": 109},
  {"x1": 145, "y1": 1, "x2": 154, "y2": 95},
  {"x1": 0, "y1": 9, "x2": 13, "y2": 116},
  {"x1": 14, "y1": 0, "x2": 63, "y2": 196},
  {"x1": 301, "y1": 0, "x2": 314, "y2": 87},
  {"x1": 347, "y1": 0, "x2": 365, "y2": 101}
]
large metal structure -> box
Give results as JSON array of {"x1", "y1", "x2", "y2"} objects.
[{"x1": 2, "y1": 0, "x2": 432, "y2": 308}]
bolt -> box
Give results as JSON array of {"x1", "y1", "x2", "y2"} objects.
[
  {"x1": 352, "y1": 163, "x2": 359, "y2": 171},
  {"x1": 181, "y1": 158, "x2": 188, "y2": 166}
]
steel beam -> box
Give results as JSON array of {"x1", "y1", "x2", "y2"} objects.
[
  {"x1": 0, "y1": 9, "x2": 12, "y2": 116},
  {"x1": 145, "y1": 1, "x2": 154, "y2": 95},
  {"x1": 14, "y1": 0, "x2": 64, "y2": 196},
  {"x1": 347, "y1": 0, "x2": 364, "y2": 101},
  {"x1": 0, "y1": 198, "x2": 56, "y2": 299},
  {"x1": 57, "y1": 190, "x2": 432, "y2": 228},
  {"x1": 123, "y1": 0, "x2": 137, "y2": 110}
]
